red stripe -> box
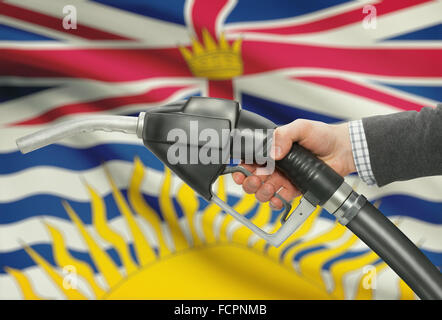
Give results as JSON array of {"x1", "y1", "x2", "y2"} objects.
[
  {"x1": 0, "y1": 48, "x2": 193, "y2": 81},
  {"x1": 191, "y1": 0, "x2": 229, "y2": 39},
  {"x1": 207, "y1": 80, "x2": 234, "y2": 99},
  {"x1": 242, "y1": 41, "x2": 442, "y2": 78},
  {"x1": 0, "y1": 2, "x2": 130, "y2": 40},
  {"x1": 227, "y1": 0, "x2": 432, "y2": 35},
  {"x1": 13, "y1": 85, "x2": 192, "y2": 125},
  {"x1": 2, "y1": 42, "x2": 440, "y2": 81},
  {"x1": 296, "y1": 76, "x2": 424, "y2": 111}
]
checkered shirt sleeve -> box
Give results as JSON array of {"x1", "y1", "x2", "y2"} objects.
[{"x1": 348, "y1": 120, "x2": 377, "y2": 185}]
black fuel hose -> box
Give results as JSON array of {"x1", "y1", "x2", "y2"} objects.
[{"x1": 346, "y1": 201, "x2": 442, "y2": 300}]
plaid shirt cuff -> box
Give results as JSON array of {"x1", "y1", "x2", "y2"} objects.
[{"x1": 349, "y1": 120, "x2": 377, "y2": 185}]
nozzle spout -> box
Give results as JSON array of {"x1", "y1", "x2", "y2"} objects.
[{"x1": 16, "y1": 114, "x2": 144, "y2": 154}]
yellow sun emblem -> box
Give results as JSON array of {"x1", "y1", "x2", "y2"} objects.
[{"x1": 5, "y1": 157, "x2": 415, "y2": 300}]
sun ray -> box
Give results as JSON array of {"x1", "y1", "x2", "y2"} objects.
[
  {"x1": 354, "y1": 262, "x2": 388, "y2": 300},
  {"x1": 201, "y1": 176, "x2": 227, "y2": 244},
  {"x1": 398, "y1": 277, "x2": 416, "y2": 300},
  {"x1": 298, "y1": 233, "x2": 360, "y2": 291},
  {"x1": 62, "y1": 201, "x2": 123, "y2": 288},
  {"x1": 103, "y1": 166, "x2": 156, "y2": 266},
  {"x1": 176, "y1": 182, "x2": 201, "y2": 246},
  {"x1": 231, "y1": 202, "x2": 272, "y2": 245},
  {"x1": 281, "y1": 221, "x2": 347, "y2": 269},
  {"x1": 86, "y1": 183, "x2": 138, "y2": 276},
  {"x1": 21, "y1": 243, "x2": 87, "y2": 300},
  {"x1": 128, "y1": 157, "x2": 171, "y2": 256},
  {"x1": 4, "y1": 267, "x2": 42, "y2": 300},
  {"x1": 44, "y1": 222, "x2": 106, "y2": 298},
  {"x1": 159, "y1": 167, "x2": 189, "y2": 250},
  {"x1": 329, "y1": 250, "x2": 380, "y2": 299},
  {"x1": 265, "y1": 198, "x2": 320, "y2": 259}
]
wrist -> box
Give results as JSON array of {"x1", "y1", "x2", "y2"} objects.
[
  {"x1": 348, "y1": 120, "x2": 377, "y2": 185},
  {"x1": 338, "y1": 122, "x2": 357, "y2": 175}
]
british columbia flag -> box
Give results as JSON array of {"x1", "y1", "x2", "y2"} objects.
[{"x1": 0, "y1": 0, "x2": 441, "y2": 300}]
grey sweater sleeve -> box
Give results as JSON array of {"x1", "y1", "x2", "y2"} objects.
[{"x1": 362, "y1": 104, "x2": 442, "y2": 187}]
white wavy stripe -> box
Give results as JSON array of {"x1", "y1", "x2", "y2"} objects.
[
  {"x1": 0, "y1": 264, "x2": 123, "y2": 299},
  {"x1": 234, "y1": 71, "x2": 439, "y2": 121},
  {"x1": 2, "y1": 156, "x2": 442, "y2": 204},
  {"x1": 341, "y1": 265, "x2": 409, "y2": 300},
  {"x1": 227, "y1": 32, "x2": 442, "y2": 48},
  {"x1": 289, "y1": 0, "x2": 442, "y2": 46},
  {"x1": 0, "y1": 214, "x2": 160, "y2": 253},
  {"x1": 344, "y1": 174, "x2": 442, "y2": 204},
  {"x1": 0, "y1": 160, "x2": 255, "y2": 201},
  {"x1": 0, "y1": 78, "x2": 202, "y2": 125},
  {"x1": 0, "y1": 85, "x2": 200, "y2": 128},
  {"x1": 224, "y1": 0, "x2": 441, "y2": 47},
  {"x1": 224, "y1": 0, "x2": 374, "y2": 35},
  {"x1": 4, "y1": 0, "x2": 192, "y2": 45},
  {"x1": 0, "y1": 265, "x2": 74, "y2": 299},
  {"x1": 0, "y1": 160, "x2": 165, "y2": 202},
  {"x1": 215, "y1": 0, "x2": 237, "y2": 37},
  {"x1": 374, "y1": 268, "x2": 406, "y2": 300},
  {"x1": 0, "y1": 15, "x2": 80, "y2": 42}
]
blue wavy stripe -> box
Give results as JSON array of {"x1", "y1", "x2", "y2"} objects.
[
  {"x1": 91, "y1": 0, "x2": 186, "y2": 25},
  {"x1": 225, "y1": 0, "x2": 351, "y2": 24},
  {"x1": 0, "y1": 190, "x2": 163, "y2": 224},
  {"x1": 279, "y1": 240, "x2": 302, "y2": 262},
  {"x1": 0, "y1": 85, "x2": 57, "y2": 103},
  {"x1": 319, "y1": 194, "x2": 442, "y2": 225},
  {"x1": 241, "y1": 93, "x2": 343, "y2": 125},
  {"x1": 0, "y1": 243, "x2": 140, "y2": 274},
  {"x1": 8, "y1": 183, "x2": 441, "y2": 226},
  {"x1": 0, "y1": 190, "x2": 244, "y2": 224},
  {"x1": 381, "y1": 83, "x2": 442, "y2": 101},
  {"x1": 322, "y1": 248, "x2": 442, "y2": 272},
  {"x1": 322, "y1": 249, "x2": 369, "y2": 271},
  {"x1": 0, "y1": 23, "x2": 56, "y2": 41},
  {"x1": 293, "y1": 245, "x2": 326, "y2": 263},
  {"x1": 378, "y1": 83, "x2": 442, "y2": 103},
  {"x1": 384, "y1": 23, "x2": 442, "y2": 41},
  {"x1": 0, "y1": 143, "x2": 164, "y2": 174}
]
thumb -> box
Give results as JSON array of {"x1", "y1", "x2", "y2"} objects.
[{"x1": 272, "y1": 119, "x2": 311, "y2": 160}]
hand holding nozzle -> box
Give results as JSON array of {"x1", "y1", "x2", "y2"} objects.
[{"x1": 233, "y1": 119, "x2": 356, "y2": 210}]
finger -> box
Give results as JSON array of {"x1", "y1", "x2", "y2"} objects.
[
  {"x1": 232, "y1": 172, "x2": 245, "y2": 184},
  {"x1": 254, "y1": 171, "x2": 287, "y2": 203},
  {"x1": 242, "y1": 175, "x2": 262, "y2": 194},
  {"x1": 242, "y1": 164, "x2": 272, "y2": 193},
  {"x1": 272, "y1": 119, "x2": 313, "y2": 160},
  {"x1": 255, "y1": 168, "x2": 299, "y2": 203},
  {"x1": 270, "y1": 187, "x2": 301, "y2": 210},
  {"x1": 255, "y1": 182, "x2": 275, "y2": 203},
  {"x1": 231, "y1": 163, "x2": 258, "y2": 185}
]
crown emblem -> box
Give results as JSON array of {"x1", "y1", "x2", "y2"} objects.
[{"x1": 179, "y1": 29, "x2": 243, "y2": 80}]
